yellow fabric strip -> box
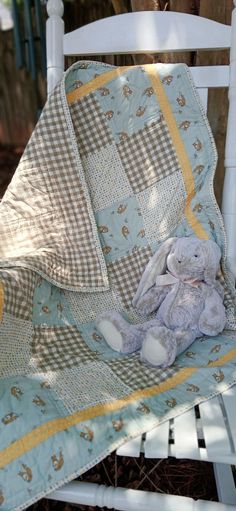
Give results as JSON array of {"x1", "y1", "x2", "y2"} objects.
[
  {"x1": 142, "y1": 65, "x2": 209, "y2": 240},
  {"x1": 0, "y1": 282, "x2": 4, "y2": 322},
  {"x1": 207, "y1": 347, "x2": 236, "y2": 367},
  {"x1": 0, "y1": 366, "x2": 194, "y2": 468},
  {"x1": 1, "y1": 345, "x2": 236, "y2": 469},
  {"x1": 67, "y1": 66, "x2": 131, "y2": 104}
]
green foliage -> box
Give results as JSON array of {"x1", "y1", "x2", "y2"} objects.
[
  {"x1": 1, "y1": 0, "x2": 23, "y2": 7},
  {"x1": 1, "y1": 0, "x2": 12, "y2": 6}
]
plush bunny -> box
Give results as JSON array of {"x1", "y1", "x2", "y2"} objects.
[{"x1": 96, "y1": 237, "x2": 226, "y2": 367}]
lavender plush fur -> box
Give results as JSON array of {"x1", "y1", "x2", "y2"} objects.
[{"x1": 96, "y1": 237, "x2": 226, "y2": 368}]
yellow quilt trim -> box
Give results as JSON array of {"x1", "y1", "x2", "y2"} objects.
[
  {"x1": 1, "y1": 346, "x2": 236, "y2": 469},
  {"x1": 145, "y1": 65, "x2": 209, "y2": 240},
  {"x1": 67, "y1": 66, "x2": 131, "y2": 104},
  {"x1": 207, "y1": 347, "x2": 236, "y2": 367},
  {"x1": 0, "y1": 366, "x2": 194, "y2": 468}
]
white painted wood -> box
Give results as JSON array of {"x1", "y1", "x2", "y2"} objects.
[
  {"x1": 144, "y1": 420, "x2": 170, "y2": 459},
  {"x1": 190, "y1": 66, "x2": 229, "y2": 88},
  {"x1": 112, "y1": 392, "x2": 236, "y2": 463},
  {"x1": 46, "y1": 0, "x2": 64, "y2": 95},
  {"x1": 199, "y1": 398, "x2": 232, "y2": 457},
  {"x1": 47, "y1": 480, "x2": 235, "y2": 510},
  {"x1": 222, "y1": 2, "x2": 236, "y2": 279},
  {"x1": 194, "y1": 502, "x2": 236, "y2": 511},
  {"x1": 221, "y1": 386, "x2": 236, "y2": 453},
  {"x1": 116, "y1": 434, "x2": 143, "y2": 457},
  {"x1": 221, "y1": 192, "x2": 236, "y2": 277},
  {"x1": 195, "y1": 88, "x2": 208, "y2": 112},
  {"x1": 47, "y1": 67, "x2": 64, "y2": 97},
  {"x1": 174, "y1": 408, "x2": 200, "y2": 459},
  {"x1": 143, "y1": 392, "x2": 236, "y2": 464},
  {"x1": 64, "y1": 12, "x2": 231, "y2": 57},
  {"x1": 214, "y1": 463, "x2": 236, "y2": 506}
]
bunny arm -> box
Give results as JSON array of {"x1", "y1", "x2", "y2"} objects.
[
  {"x1": 134, "y1": 284, "x2": 172, "y2": 316},
  {"x1": 198, "y1": 286, "x2": 226, "y2": 336}
]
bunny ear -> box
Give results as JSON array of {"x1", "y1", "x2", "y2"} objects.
[
  {"x1": 202, "y1": 239, "x2": 221, "y2": 285},
  {"x1": 132, "y1": 237, "x2": 177, "y2": 307}
]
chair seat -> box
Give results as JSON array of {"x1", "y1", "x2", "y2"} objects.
[
  {"x1": 115, "y1": 386, "x2": 236, "y2": 507},
  {"x1": 117, "y1": 385, "x2": 236, "y2": 464},
  {"x1": 48, "y1": 387, "x2": 236, "y2": 509}
]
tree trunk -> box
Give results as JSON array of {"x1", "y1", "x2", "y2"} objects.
[
  {"x1": 0, "y1": 30, "x2": 46, "y2": 146},
  {"x1": 166, "y1": 0, "x2": 200, "y2": 65},
  {"x1": 111, "y1": 0, "x2": 128, "y2": 15},
  {"x1": 131, "y1": 0, "x2": 163, "y2": 10},
  {"x1": 169, "y1": 0, "x2": 199, "y2": 15}
]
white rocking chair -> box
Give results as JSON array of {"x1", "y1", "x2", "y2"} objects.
[{"x1": 46, "y1": 1, "x2": 236, "y2": 509}]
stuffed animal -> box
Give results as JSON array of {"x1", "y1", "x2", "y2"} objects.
[{"x1": 96, "y1": 237, "x2": 226, "y2": 367}]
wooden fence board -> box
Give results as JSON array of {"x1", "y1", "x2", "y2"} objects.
[
  {"x1": 196, "y1": 0, "x2": 233, "y2": 205},
  {"x1": 0, "y1": 30, "x2": 46, "y2": 146}
]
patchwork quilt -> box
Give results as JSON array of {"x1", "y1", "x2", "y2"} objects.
[{"x1": 0, "y1": 61, "x2": 236, "y2": 510}]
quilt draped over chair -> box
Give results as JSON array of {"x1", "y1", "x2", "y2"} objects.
[{"x1": 0, "y1": 61, "x2": 236, "y2": 510}]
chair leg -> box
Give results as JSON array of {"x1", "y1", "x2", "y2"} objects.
[
  {"x1": 47, "y1": 480, "x2": 236, "y2": 510},
  {"x1": 214, "y1": 463, "x2": 236, "y2": 506}
]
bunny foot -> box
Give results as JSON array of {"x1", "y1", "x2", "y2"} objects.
[
  {"x1": 141, "y1": 326, "x2": 177, "y2": 367},
  {"x1": 96, "y1": 311, "x2": 143, "y2": 354}
]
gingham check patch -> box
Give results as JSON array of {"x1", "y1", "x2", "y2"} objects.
[
  {"x1": 70, "y1": 93, "x2": 113, "y2": 158},
  {"x1": 107, "y1": 246, "x2": 153, "y2": 309},
  {"x1": 106, "y1": 353, "x2": 178, "y2": 391},
  {"x1": 217, "y1": 270, "x2": 234, "y2": 306},
  {"x1": 117, "y1": 118, "x2": 181, "y2": 193},
  {"x1": 0, "y1": 84, "x2": 107, "y2": 291},
  {"x1": 1, "y1": 268, "x2": 37, "y2": 320},
  {"x1": 32, "y1": 325, "x2": 96, "y2": 371}
]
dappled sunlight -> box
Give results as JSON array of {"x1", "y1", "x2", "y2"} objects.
[
  {"x1": 147, "y1": 186, "x2": 159, "y2": 209},
  {"x1": 142, "y1": 174, "x2": 186, "y2": 242},
  {"x1": 201, "y1": 424, "x2": 229, "y2": 448}
]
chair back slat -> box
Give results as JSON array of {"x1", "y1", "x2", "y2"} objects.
[
  {"x1": 190, "y1": 66, "x2": 230, "y2": 88},
  {"x1": 64, "y1": 11, "x2": 231, "y2": 56}
]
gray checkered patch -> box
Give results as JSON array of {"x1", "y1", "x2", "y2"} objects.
[
  {"x1": 107, "y1": 246, "x2": 153, "y2": 310},
  {"x1": 106, "y1": 353, "x2": 178, "y2": 392},
  {"x1": 31, "y1": 325, "x2": 96, "y2": 371},
  {"x1": 0, "y1": 83, "x2": 107, "y2": 291},
  {"x1": 1, "y1": 268, "x2": 37, "y2": 321},
  {"x1": 117, "y1": 118, "x2": 181, "y2": 193},
  {"x1": 70, "y1": 93, "x2": 113, "y2": 158}
]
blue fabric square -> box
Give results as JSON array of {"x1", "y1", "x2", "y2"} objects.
[
  {"x1": 95, "y1": 195, "x2": 148, "y2": 262},
  {"x1": 32, "y1": 279, "x2": 75, "y2": 326}
]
